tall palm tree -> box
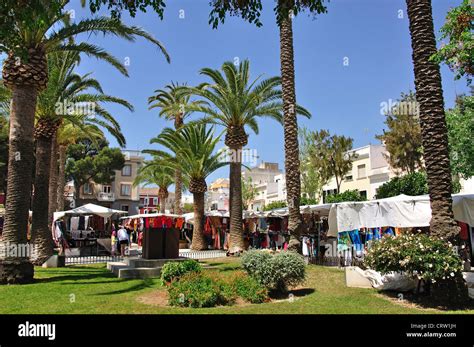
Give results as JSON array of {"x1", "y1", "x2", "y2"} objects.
[
  {"x1": 148, "y1": 82, "x2": 207, "y2": 214},
  {"x1": 0, "y1": 2, "x2": 169, "y2": 282},
  {"x1": 186, "y1": 60, "x2": 310, "y2": 253},
  {"x1": 405, "y1": 0, "x2": 458, "y2": 241},
  {"x1": 31, "y1": 51, "x2": 132, "y2": 265},
  {"x1": 133, "y1": 161, "x2": 176, "y2": 213},
  {"x1": 207, "y1": 0, "x2": 326, "y2": 254},
  {"x1": 147, "y1": 124, "x2": 228, "y2": 250}
]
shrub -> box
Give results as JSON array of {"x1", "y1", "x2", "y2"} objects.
[
  {"x1": 375, "y1": 172, "x2": 429, "y2": 199},
  {"x1": 241, "y1": 250, "x2": 306, "y2": 293},
  {"x1": 167, "y1": 272, "x2": 233, "y2": 308},
  {"x1": 364, "y1": 233, "x2": 463, "y2": 284},
  {"x1": 160, "y1": 259, "x2": 202, "y2": 283},
  {"x1": 326, "y1": 189, "x2": 367, "y2": 203},
  {"x1": 230, "y1": 271, "x2": 269, "y2": 303}
]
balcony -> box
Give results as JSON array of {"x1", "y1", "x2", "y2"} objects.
[{"x1": 97, "y1": 192, "x2": 115, "y2": 201}]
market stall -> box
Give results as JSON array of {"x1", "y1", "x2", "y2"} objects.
[
  {"x1": 121, "y1": 213, "x2": 185, "y2": 259},
  {"x1": 326, "y1": 193, "x2": 474, "y2": 266},
  {"x1": 53, "y1": 203, "x2": 128, "y2": 254}
]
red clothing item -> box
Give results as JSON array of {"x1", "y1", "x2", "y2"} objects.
[
  {"x1": 459, "y1": 221, "x2": 469, "y2": 240},
  {"x1": 175, "y1": 218, "x2": 184, "y2": 229}
]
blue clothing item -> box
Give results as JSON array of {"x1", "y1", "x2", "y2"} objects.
[
  {"x1": 365, "y1": 229, "x2": 373, "y2": 242},
  {"x1": 349, "y1": 230, "x2": 363, "y2": 252},
  {"x1": 373, "y1": 227, "x2": 382, "y2": 240},
  {"x1": 384, "y1": 227, "x2": 395, "y2": 236},
  {"x1": 258, "y1": 218, "x2": 268, "y2": 230},
  {"x1": 337, "y1": 231, "x2": 352, "y2": 252}
]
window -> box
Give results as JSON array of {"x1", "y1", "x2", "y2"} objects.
[
  {"x1": 357, "y1": 164, "x2": 367, "y2": 178},
  {"x1": 153, "y1": 197, "x2": 159, "y2": 205},
  {"x1": 102, "y1": 185, "x2": 111, "y2": 193},
  {"x1": 144, "y1": 197, "x2": 149, "y2": 205},
  {"x1": 345, "y1": 175, "x2": 353, "y2": 181},
  {"x1": 83, "y1": 183, "x2": 93, "y2": 194},
  {"x1": 121, "y1": 184, "x2": 131, "y2": 196},
  {"x1": 359, "y1": 190, "x2": 367, "y2": 200},
  {"x1": 122, "y1": 164, "x2": 132, "y2": 176},
  {"x1": 121, "y1": 205, "x2": 129, "y2": 212}
]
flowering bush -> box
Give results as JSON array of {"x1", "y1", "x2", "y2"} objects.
[{"x1": 364, "y1": 233, "x2": 463, "y2": 283}]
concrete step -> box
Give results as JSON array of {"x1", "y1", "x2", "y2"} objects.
[
  {"x1": 126, "y1": 257, "x2": 187, "y2": 268},
  {"x1": 118, "y1": 267, "x2": 162, "y2": 279},
  {"x1": 107, "y1": 262, "x2": 128, "y2": 276}
]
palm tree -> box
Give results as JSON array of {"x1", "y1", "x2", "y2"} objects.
[
  {"x1": 405, "y1": 0, "x2": 458, "y2": 241},
  {"x1": 56, "y1": 117, "x2": 107, "y2": 212},
  {"x1": 207, "y1": 1, "x2": 327, "y2": 254},
  {"x1": 186, "y1": 60, "x2": 310, "y2": 253},
  {"x1": 148, "y1": 82, "x2": 207, "y2": 214},
  {"x1": 147, "y1": 124, "x2": 228, "y2": 250},
  {"x1": 133, "y1": 161, "x2": 175, "y2": 213},
  {"x1": 31, "y1": 51, "x2": 132, "y2": 264},
  {"x1": 0, "y1": 2, "x2": 169, "y2": 282}
]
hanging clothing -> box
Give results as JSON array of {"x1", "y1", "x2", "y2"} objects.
[
  {"x1": 70, "y1": 217, "x2": 79, "y2": 231},
  {"x1": 337, "y1": 231, "x2": 352, "y2": 252},
  {"x1": 302, "y1": 236, "x2": 310, "y2": 256}
]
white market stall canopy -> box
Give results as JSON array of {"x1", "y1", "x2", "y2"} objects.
[
  {"x1": 53, "y1": 203, "x2": 128, "y2": 222},
  {"x1": 120, "y1": 212, "x2": 182, "y2": 220},
  {"x1": 328, "y1": 193, "x2": 474, "y2": 237}
]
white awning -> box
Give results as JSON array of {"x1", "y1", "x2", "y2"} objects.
[
  {"x1": 327, "y1": 193, "x2": 474, "y2": 237},
  {"x1": 53, "y1": 203, "x2": 128, "y2": 221}
]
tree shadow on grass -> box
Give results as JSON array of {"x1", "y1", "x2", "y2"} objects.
[
  {"x1": 35, "y1": 273, "x2": 115, "y2": 284},
  {"x1": 95, "y1": 278, "x2": 156, "y2": 296},
  {"x1": 269, "y1": 288, "x2": 315, "y2": 300},
  {"x1": 381, "y1": 290, "x2": 474, "y2": 311}
]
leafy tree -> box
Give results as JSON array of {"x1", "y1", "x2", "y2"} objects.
[
  {"x1": 300, "y1": 196, "x2": 319, "y2": 205},
  {"x1": 84, "y1": 0, "x2": 167, "y2": 19},
  {"x1": 264, "y1": 200, "x2": 287, "y2": 211},
  {"x1": 242, "y1": 176, "x2": 257, "y2": 211},
  {"x1": 375, "y1": 172, "x2": 429, "y2": 199},
  {"x1": 376, "y1": 91, "x2": 424, "y2": 174},
  {"x1": 299, "y1": 127, "x2": 324, "y2": 200},
  {"x1": 325, "y1": 190, "x2": 367, "y2": 204},
  {"x1": 446, "y1": 95, "x2": 474, "y2": 179},
  {"x1": 66, "y1": 139, "x2": 125, "y2": 203},
  {"x1": 431, "y1": 0, "x2": 473, "y2": 84},
  {"x1": 307, "y1": 129, "x2": 357, "y2": 194}
]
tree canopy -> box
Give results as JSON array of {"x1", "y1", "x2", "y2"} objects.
[{"x1": 376, "y1": 91, "x2": 424, "y2": 174}]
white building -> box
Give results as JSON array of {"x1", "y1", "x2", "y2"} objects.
[
  {"x1": 321, "y1": 144, "x2": 398, "y2": 202},
  {"x1": 206, "y1": 178, "x2": 230, "y2": 211}
]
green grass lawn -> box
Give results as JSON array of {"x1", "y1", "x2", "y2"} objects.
[{"x1": 0, "y1": 258, "x2": 472, "y2": 314}]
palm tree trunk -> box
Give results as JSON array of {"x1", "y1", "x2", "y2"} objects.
[
  {"x1": 279, "y1": 15, "x2": 303, "y2": 253},
  {"x1": 174, "y1": 169, "x2": 183, "y2": 214},
  {"x1": 48, "y1": 132, "x2": 58, "y2": 217},
  {"x1": 190, "y1": 192, "x2": 206, "y2": 250},
  {"x1": 406, "y1": 0, "x2": 459, "y2": 242},
  {"x1": 158, "y1": 189, "x2": 167, "y2": 213},
  {"x1": 174, "y1": 116, "x2": 184, "y2": 215},
  {"x1": 56, "y1": 145, "x2": 67, "y2": 211},
  {"x1": 228, "y1": 154, "x2": 245, "y2": 253},
  {"x1": 31, "y1": 135, "x2": 54, "y2": 265},
  {"x1": 0, "y1": 85, "x2": 36, "y2": 284}
]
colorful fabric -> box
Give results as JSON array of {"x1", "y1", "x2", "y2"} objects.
[
  {"x1": 337, "y1": 231, "x2": 352, "y2": 251},
  {"x1": 349, "y1": 230, "x2": 362, "y2": 252}
]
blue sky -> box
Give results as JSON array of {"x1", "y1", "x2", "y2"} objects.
[{"x1": 67, "y1": 0, "x2": 470, "y2": 186}]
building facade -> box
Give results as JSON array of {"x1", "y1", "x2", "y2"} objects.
[
  {"x1": 206, "y1": 178, "x2": 230, "y2": 211},
  {"x1": 138, "y1": 188, "x2": 175, "y2": 214},
  {"x1": 321, "y1": 144, "x2": 397, "y2": 202},
  {"x1": 77, "y1": 150, "x2": 144, "y2": 214}
]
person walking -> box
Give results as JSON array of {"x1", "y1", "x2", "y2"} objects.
[{"x1": 117, "y1": 224, "x2": 129, "y2": 257}]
